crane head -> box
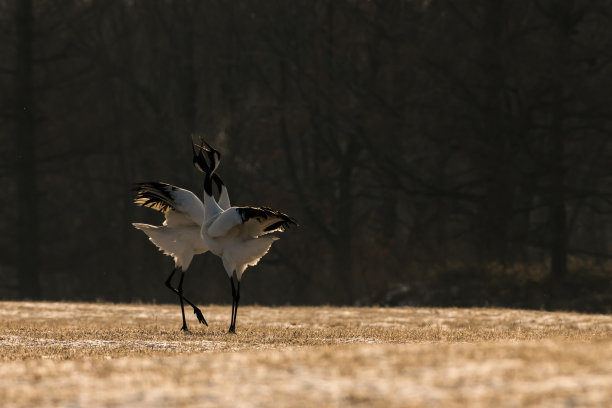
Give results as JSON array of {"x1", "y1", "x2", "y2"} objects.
[
  {"x1": 191, "y1": 136, "x2": 222, "y2": 175},
  {"x1": 191, "y1": 136, "x2": 210, "y2": 173},
  {"x1": 201, "y1": 139, "x2": 222, "y2": 174}
]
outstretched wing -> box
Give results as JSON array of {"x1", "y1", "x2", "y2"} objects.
[
  {"x1": 207, "y1": 206, "x2": 297, "y2": 238},
  {"x1": 212, "y1": 175, "x2": 231, "y2": 210},
  {"x1": 133, "y1": 182, "x2": 205, "y2": 227}
]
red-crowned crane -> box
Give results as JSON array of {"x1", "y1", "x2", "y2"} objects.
[
  {"x1": 132, "y1": 172, "x2": 230, "y2": 331},
  {"x1": 192, "y1": 141, "x2": 297, "y2": 333}
]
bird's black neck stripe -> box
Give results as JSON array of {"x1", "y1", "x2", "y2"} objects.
[
  {"x1": 213, "y1": 174, "x2": 225, "y2": 195},
  {"x1": 204, "y1": 173, "x2": 214, "y2": 197}
]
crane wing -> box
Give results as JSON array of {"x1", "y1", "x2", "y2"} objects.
[
  {"x1": 218, "y1": 187, "x2": 231, "y2": 210},
  {"x1": 206, "y1": 208, "x2": 243, "y2": 238},
  {"x1": 207, "y1": 206, "x2": 297, "y2": 238},
  {"x1": 133, "y1": 182, "x2": 205, "y2": 227},
  {"x1": 212, "y1": 174, "x2": 231, "y2": 210}
]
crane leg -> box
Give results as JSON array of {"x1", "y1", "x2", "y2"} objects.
[
  {"x1": 233, "y1": 281, "x2": 241, "y2": 332},
  {"x1": 228, "y1": 277, "x2": 237, "y2": 333},
  {"x1": 177, "y1": 270, "x2": 188, "y2": 331},
  {"x1": 165, "y1": 267, "x2": 208, "y2": 328}
]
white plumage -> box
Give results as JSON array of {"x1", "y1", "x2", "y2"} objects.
[
  {"x1": 132, "y1": 180, "x2": 230, "y2": 330},
  {"x1": 133, "y1": 184, "x2": 205, "y2": 267},
  {"x1": 132, "y1": 222, "x2": 205, "y2": 269},
  {"x1": 193, "y1": 141, "x2": 297, "y2": 333}
]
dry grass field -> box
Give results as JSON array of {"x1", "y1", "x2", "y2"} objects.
[{"x1": 0, "y1": 301, "x2": 611, "y2": 407}]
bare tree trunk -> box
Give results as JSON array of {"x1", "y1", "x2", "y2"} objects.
[
  {"x1": 549, "y1": 97, "x2": 568, "y2": 280},
  {"x1": 480, "y1": 1, "x2": 511, "y2": 266},
  {"x1": 334, "y1": 148, "x2": 356, "y2": 304},
  {"x1": 178, "y1": 1, "x2": 197, "y2": 135},
  {"x1": 325, "y1": 1, "x2": 354, "y2": 304},
  {"x1": 547, "y1": 2, "x2": 574, "y2": 281},
  {"x1": 14, "y1": 0, "x2": 41, "y2": 299}
]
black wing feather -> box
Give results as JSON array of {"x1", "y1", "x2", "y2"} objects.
[
  {"x1": 264, "y1": 221, "x2": 288, "y2": 232},
  {"x1": 237, "y1": 206, "x2": 298, "y2": 231},
  {"x1": 133, "y1": 182, "x2": 179, "y2": 213}
]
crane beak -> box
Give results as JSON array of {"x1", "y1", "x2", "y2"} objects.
[
  {"x1": 198, "y1": 139, "x2": 221, "y2": 170},
  {"x1": 201, "y1": 139, "x2": 214, "y2": 151}
]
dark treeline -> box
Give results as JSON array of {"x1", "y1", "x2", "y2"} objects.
[{"x1": 1, "y1": 0, "x2": 611, "y2": 311}]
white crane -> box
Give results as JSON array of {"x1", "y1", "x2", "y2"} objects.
[
  {"x1": 132, "y1": 172, "x2": 230, "y2": 331},
  {"x1": 192, "y1": 140, "x2": 297, "y2": 333}
]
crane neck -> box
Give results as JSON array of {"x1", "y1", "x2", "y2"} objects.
[{"x1": 203, "y1": 172, "x2": 222, "y2": 220}]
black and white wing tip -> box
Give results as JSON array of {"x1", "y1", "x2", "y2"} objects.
[
  {"x1": 132, "y1": 182, "x2": 179, "y2": 213},
  {"x1": 238, "y1": 206, "x2": 298, "y2": 233},
  {"x1": 263, "y1": 207, "x2": 298, "y2": 232}
]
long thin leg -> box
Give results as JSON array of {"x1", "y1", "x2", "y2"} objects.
[
  {"x1": 178, "y1": 270, "x2": 188, "y2": 331},
  {"x1": 233, "y1": 281, "x2": 241, "y2": 332},
  {"x1": 229, "y1": 277, "x2": 237, "y2": 333},
  {"x1": 165, "y1": 268, "x2": 208, "y2": 327},
  {"x1": 164, "y1": 267, "x2": 178, "y2": 289}
]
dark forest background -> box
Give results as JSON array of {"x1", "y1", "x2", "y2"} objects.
[{"x1": 1, "y1": 0, "x2": 611, "y2": 312}]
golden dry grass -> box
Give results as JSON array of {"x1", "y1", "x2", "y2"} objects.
[{"x1": 0, "y1": 301, "x2": 611, "y2": 407}]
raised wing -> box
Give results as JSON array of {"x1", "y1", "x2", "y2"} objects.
[
  {"x1": 218, "y1": 186, "x2": 231, "y2": 210},
  {"x1": 207, "y1": 206, "x2": 297, "y2": 238},
  {"x1": 212, "y1": 174, "x2": 231, "y2": 210},
  {"x1": 133, "y1": 182, "x2": 205, "y2": 227}
]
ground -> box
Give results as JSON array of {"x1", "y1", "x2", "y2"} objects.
[{"x1": 0, "y1": 302, "x2": 611, "y2": 407}]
